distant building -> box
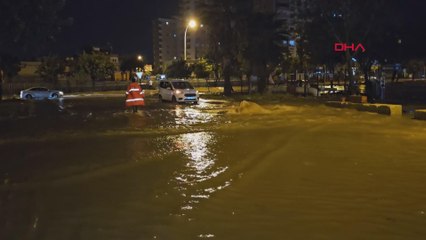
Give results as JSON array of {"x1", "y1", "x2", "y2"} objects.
[
  {"x1": 275, "y1": 0, "x2": 308, "y2": 31},
  {"x1": 18, "y1": 61, "x2": 41, "y2": 77},
  {"x1": 81, "y1": 46, "x2": 120, "y2": 70},
  {"x1": 152, "y1": 18, "x2": 179, "y2": 72},
  {"x1": 274, "y1": 0, "x2": 309, "y2": 58},
  {"x1": 81, "y1": 46, "x2": 122, "y2": 81}
]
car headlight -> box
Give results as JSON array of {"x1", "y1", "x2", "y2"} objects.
[{"x1": 175, "y1": 90, "x2": 182, "y2": 94}]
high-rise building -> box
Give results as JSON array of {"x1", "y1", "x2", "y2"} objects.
[
  {"x1": 274, "y1": 0, "x2": 309, "y2": 58},
  {"x1": 152, "y1": 18, "x2": 179, "y2": 72},
  {"x1": 275, "y1": 0, "x2": 307, "y2": 31},
  {"x1": 152, "y1": 0, "x2": 210, "y2": 71}
]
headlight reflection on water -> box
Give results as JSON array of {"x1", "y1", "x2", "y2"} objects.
[
  {"x1": 171, "y1": 132, "x2": 229, "y2": 211},
  {"x1": 174, "y1": 105, "x2": 214, "y2": 126}
]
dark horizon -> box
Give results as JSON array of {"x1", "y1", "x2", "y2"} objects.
[
  {"x1": 22, "y1": 0, "x2": 426, "y2": 62},
  {"x1": 51, "y1": 0, "x2": 180, "y2": 62}
]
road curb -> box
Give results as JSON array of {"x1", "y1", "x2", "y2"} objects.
[{"x1": 325, "y1": 101, "x2": 402, "y2": 117}]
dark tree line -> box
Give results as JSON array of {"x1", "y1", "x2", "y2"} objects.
[
  {"x1": 197, "y1": 0, "x2": 423, "y2": 95},
  {"x1": 301, "y1": 0, "x2": 402, "y2": 94},
  {"x1": 200, "y1": 0, "x2": 284, "y2": 95}
]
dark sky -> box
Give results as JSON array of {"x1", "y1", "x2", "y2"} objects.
[
  {"x1": 51, "y1": 0, "x2": 426, "y2": 62},
  {"x1": 53, "y1": 0, "x2": 179, "y2": 61}
]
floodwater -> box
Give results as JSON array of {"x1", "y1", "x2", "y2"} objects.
[{"x1": 1, "y1": 95, "x2": 426, "y2": 239}]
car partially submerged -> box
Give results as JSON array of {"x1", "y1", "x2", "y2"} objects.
[
  {"x1": 20, "y1": 87, "x2": 64, "y2": 100},
  {"x1": 158, "y1": 79, "x2": 199, "y2": 104}
]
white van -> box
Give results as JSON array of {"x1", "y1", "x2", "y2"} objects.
[{"x1": 158, "y1": 79, "x2": 199, "y2": 104}]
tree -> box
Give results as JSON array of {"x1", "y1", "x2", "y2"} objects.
[
  {"x1": 406, "y1": 59, "x2": 425, "y2": 81},
  {"x1": 200, "y1": 0, "x2": 251, "y2": 96},
  {"x1": 120, "y1": 56, "x2": 145, "y2": 73},
  {"x1": 201, "y1": 0, "x2": 286, "y2": 94},
  {"x1": 191, "y1": 58, "x2": 213, "y2": 79},
  {"x1": 244, "y1": 13, "x2": 283, "y2": 93},
  {"x1": 303, "y1": 0, "x2": 399, "y2": 95},
  {"x1": 76, "y1": 52, "x2": 116, "y2": 89},
  {"x1": 165, "y1": 60, "x2": 191, "y2": 79},
  {"x1": 0, "y1": 54, "x2": 21, "y2": 100},
  {"x1": 37, "y1": 56, "x2": 65, "y2": 87},
  {"x1": 0, "y1": 0, "x2": 71, "y2": 57},
  {"x1": 0, "y1": 0, "x2": 71, "y2": 99},
  {"x1": 0, "y1": 54, "x2": 21, "y2": 82}
]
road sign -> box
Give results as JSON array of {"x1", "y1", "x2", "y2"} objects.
[{"x1": 136, "y1": 72, "x2": 143, "y2": 79}]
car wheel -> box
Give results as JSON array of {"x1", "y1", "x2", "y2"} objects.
[
  {"x1": 172, "y1": 96, "x2": 177, "y2": 103},
  {"x1": 52, "y1": 93, "x2": 59, "y2": 99},
  {"x1": 25, "y1": 94, "x2": 33, "y2": 100},
  {"x1": 159, "y1": 95, "x2": 164, "y2": 102}
]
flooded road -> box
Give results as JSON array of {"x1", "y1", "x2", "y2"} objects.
[{"x1": 1, "y1": 95, "x2": 426, "y2": 239}]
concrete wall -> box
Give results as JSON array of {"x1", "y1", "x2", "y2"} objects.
[{"x1": 325, "y1": 101, "x2": 402, "y2": 117}]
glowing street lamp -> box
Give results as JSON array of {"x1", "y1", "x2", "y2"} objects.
[{"x1": 184, "y1": 19, "x2": 197, "y2": 61}]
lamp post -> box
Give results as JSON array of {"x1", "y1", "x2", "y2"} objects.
[
  {"x1": 135, "y1": 55, "x2": 144, "y2": 81},
  {"x1": 184, "y1": 20, "x2": 197, "y2": 61}
]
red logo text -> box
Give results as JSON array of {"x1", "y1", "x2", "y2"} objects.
[{"x1": 334, "y1": 43, "x2": 366, "y2": 53}]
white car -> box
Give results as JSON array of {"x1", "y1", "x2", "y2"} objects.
[
  {"x1": 20, "y1": 87, "x2": 64, "y2": 100},
  {"x1": 158, "y1": 80, "x2": 199, "y2": 104}
]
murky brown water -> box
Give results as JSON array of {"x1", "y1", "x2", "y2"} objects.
[{"x1": 1, "y1": 96, "x2": 426, "y2": 239}]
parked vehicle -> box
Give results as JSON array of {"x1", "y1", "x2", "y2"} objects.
[
  {"x1": 158, "y1": 79, "x2": 199, "y2": 104},
  {"x1": 20, "y1": 87, "x2": 64, "y2": 100}
]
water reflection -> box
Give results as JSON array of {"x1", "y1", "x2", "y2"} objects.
[
  {"x1": 171, "y1": 132, "x2": 229, "y2": 211},
  {"x1": 174, "y1": 105, "x2": 214, "y2": 126}
]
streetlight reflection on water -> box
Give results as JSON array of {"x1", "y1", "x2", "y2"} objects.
[
  {"x1": 171, "y1": 105, "x2": 225, "y2": 184},
  {"x1": 172, "y1": 131, "x2": 230, "y2": 211},
  {"x1": 173, "y1": 132, "x2": 228, "y2": 184}
]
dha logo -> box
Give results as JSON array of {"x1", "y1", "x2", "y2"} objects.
[{"x1": 334, "y1": 43, "x2": 366, "y2": 53}]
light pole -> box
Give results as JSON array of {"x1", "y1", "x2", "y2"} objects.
[
  {"x1": 184, "y1": 20, "x2": 197, "y2": 61},
  {"x1": 135, "y1": 55, "x2": 144, "y2": 81}
]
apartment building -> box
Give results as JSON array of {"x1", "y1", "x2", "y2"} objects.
[
  {"x1": 275, "y1": 0, "x2": 308, "y2": 31},
  {"x1": 152, "y1": 18, "x2": 179, "y2": 71},
  {"x1": 152, "y1": 0, "x2": 306, "y2": 70}
]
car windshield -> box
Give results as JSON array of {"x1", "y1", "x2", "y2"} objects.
[{"x1": 172, "y1": 82, "x2": 193, "y2": 89}]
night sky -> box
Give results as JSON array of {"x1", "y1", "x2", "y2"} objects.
[
  {"x1": 53, "y1": 0, "x2": 179, "y2": 61},
  {"x1": 51, "y1": 0, "x2": 426, "y2": 62}
]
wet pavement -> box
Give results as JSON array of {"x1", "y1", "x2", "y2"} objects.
[{"x1": 1, "y1": 94, "x2": 426, "y2": 239}]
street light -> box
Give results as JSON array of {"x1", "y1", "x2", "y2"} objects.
[{"x1": 184, "y1": 19, "x2": 197, "y2": 61}]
